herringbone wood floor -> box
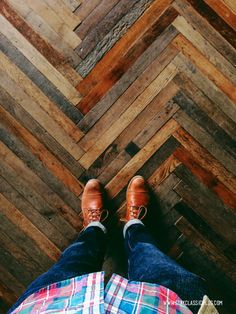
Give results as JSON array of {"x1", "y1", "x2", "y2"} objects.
[{"x1": 0, "y1": 0, "x2": 236, "y2": 313}]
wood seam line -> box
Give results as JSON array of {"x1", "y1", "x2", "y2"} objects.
[
  {"x1": 0, "y1": 0, "x2": 82, "y2": 85},
  {"x1": 0, "y1": 70, "x2": 84, "y2": 160},
  {"x1": 0, "y1": 51, "x2": 84, "y2": 142},
  {"x1": 11, "y1": 0, "x2": 81, "y2": 49},
  {"x1": 0, "y1": 106, "x2": 84, "y2": 197},
  {"x1": 173, "y1": 146, "x2": 236, "y2": 210},
  {"x1": 171, "y1": 34, "x2": 236, "y2": 104},
  {"x1": 79, "y1": 61, "x2": 178, "y2": 168},
  {"x1": 172, "y1": 126, "x2": 236, "y2": 194},
  {"x1": 105, "y1": 118, "x2": 181, "y2": 198},
  {"x1": 171, "y1": 15, "x2": 236, "y2": 84},
  {"x1": 76, "y1": 0, "x2": 174, "y2": 96},
  {"x1": 0, "y1": 193, "x2": 61, "y2": 262},
  {"x1": 175, "y1": 216, "x2": 236, "y2": 280},
  {"x1": 0, "y1": 14, "x2": 82, "y2": 105},
  {"x1": 204, "y1": 0, "x2": 236, "y2": 30}
]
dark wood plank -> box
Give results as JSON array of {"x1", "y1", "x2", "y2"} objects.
[
  {"x1": 77, "y1": 25, "x2": 178, "y2": 132},
  {"x1": 76, "y1": 0, "x2": 154, "y2": 76},
  {"x1": 0, "y1": 34, "x2": 83, "y2": 123},
  {"x1": 186, "y1": 0, "x2": 236, "y2": 48},
  {"x1": 174, "y1": 164, "x2": 236, "y2": 244},
  {"x1": 0, "y1": 86, "x2": 84, "y2": 178},
  {"x1": 76, "y1": 7, "x2": 178, "y2": 113},
  {"x1": 173, "y1": 91, "x2": 236, "y2": 158}
]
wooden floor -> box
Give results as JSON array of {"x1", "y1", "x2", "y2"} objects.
[{"x1": 0, "y1": 0, "x2": 236, "y2": 313}]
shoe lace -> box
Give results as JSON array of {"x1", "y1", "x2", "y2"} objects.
[
  {"x1": 130, "y1": 205, "x2": 147, "y2": 220},
  {"x1": 87, "y1": 208, "x2": 109, "y2": 222},
  {"x1": 120, "y1": 205, "x2": 147, "y2": 222}
]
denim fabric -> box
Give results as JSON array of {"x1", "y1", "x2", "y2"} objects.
[
  {"x1": 125, "y1": 223, "x2": 207, "y2": 314},
  {"x1": 8, "y1": 226, "x2": 106, "y2": 313},
  {"x1": 9, "y1": 222, "x2": 207, "y2": 314}
]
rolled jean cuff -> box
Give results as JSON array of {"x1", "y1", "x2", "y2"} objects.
[
  {"x1": 123, "y1": 219, "x2": 144, "y2": 237},
  {"x1": 85, "y1": 221, "x2": 107, "y2": 234}
]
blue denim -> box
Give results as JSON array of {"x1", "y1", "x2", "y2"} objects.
[
  {"x1": 125, "y1": 223, "x2": 207, "y2": 314},
  {"x1": 8, "y1": 226, "x2": 106, "y2": 313},
  {"x1": 9, "y1": 223, "x2": 207, "y2": 314}
]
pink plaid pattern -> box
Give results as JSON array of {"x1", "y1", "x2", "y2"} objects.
[{"x1": 11, "y1": 272, "x2": 192, "y2": 313}]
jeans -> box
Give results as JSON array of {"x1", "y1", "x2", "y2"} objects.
[{"x1": 9, "y1": 221, "x2": 207, "y2": 314}]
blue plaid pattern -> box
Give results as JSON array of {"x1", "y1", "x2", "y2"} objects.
[{"x1": 11, "y1": 272, "x2": 192, "y2": 313}]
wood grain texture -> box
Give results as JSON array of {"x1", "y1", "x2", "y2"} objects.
[{"x1": 0, "y1": 0, "x2": 236, "y2": 313}]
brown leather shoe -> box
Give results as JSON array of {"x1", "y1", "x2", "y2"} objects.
[
  {"x1": 121, "y1": 176, "x2": 149, "y2": 222},
  {"x1": 81, "y1": 179, "x2": 108, "y2": 228}
]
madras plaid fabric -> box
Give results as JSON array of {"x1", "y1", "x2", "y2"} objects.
[
  {"x1": 105, "y1": 274, "x2": 192, "y2": 314},
  {"x1": 12, "y1": 272, "x2": 192, "y2": 314},
  {"x1": 12, "y1": 272, "x2": 105, "y2": 314}
]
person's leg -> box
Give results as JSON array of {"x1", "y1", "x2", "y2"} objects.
[
  {"x1": 9, "y1": 179, "x2": 108, "y2": 313},
  {"x1": 9, "y1": 223, "x2": 107, "y2": 313},
  {"x1": 124, "y1": 220, "x2": 207, "y2": 314}
]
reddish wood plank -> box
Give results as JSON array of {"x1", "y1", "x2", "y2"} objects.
[
  {"x1": 76, "y1": 0, "x2": 174, "y2": 96},
  {"x1": 205, "y1": 0, "x2": 236, "y2": 30},
  {"x1": 0, "y1": 0, "x2": 66, "y2": 67},
  {"x1": 77, "y1": 6, "x2": 178, "y2": 114},
  {"x1": 173, "y1": 146, "x2": 236, "y2": 210},
  {"x1": 172, "y1": 34, "x2": 236, "y2": 104},
  {"x1": 186, "y1": 0, "x2": 236, "y2": 48}
]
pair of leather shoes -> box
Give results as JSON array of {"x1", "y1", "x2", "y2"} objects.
[{"x1": 81, "y1": 176, "x2": 149, "y2": 228}]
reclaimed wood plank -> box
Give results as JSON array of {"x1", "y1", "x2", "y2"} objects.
[
  {"x1": 222, "y1": 0, "x2": 236, "y2": 13},
  {"x1": 0, "y1": 206, "x2": 53, "y2": 268},
  {"x1": 77, "y1": 7, "x2": 179, "y2": 113},
  {"x1": 0, "y1": 87, "x2": 84, "y2": 178},
  {"x1": 76, "y1": 0, "x2": 140, "y2": 58},
  {"x1": 172, "y1": 34, "x2": 236, "y2": 103},
  {"x1": 0, "y1": 174, "x2": 74, "y2": 250},
  {"x1": 80, "y1": 81, "x2": 179, "y2": 184},
  {"x1": 75, "y1": 0, "x2": 120, "y2": 39},
  {"x1": 79, "y1": 62, "x2": 178, "y2": 168},
  {"x1": 75, "y1": 0, "x2": 101, "y2": 21},
  {"x1": 173, "y1": 91, "x2": 236, "y2": 158},
  {"x1": 43, "y1": 0, "x2": 81, "y2": 30},
  {"x1": 148, "y1": 154, "x2": 181, "y2": 189},
  {"x1": 0, "y1": 141, "x2": 82, "y2": 233},
  {"x1": 0, "y1": 52, "x2": 83, "y2": 142},
  {"x1": 77, "y1": 25, "x2": 178, "y2": 133},
  {"x1": 0, "y1": 116, "x2": 82, "y2": 212},
  {"x1": 62, "y1": 0, "x2": 81, "y2": 12},
  {"x1": 0, "y1": 71, "x2": 84, "y2": 160},
  {"x1": 76, "y1": 0, "x2": 174, "y2": 96},
  {"x1": 7, "y1": 0, "x2": 81, "y2": 66},
  {"x1": 172, "y1": 15, "x2": 236, "y2": 83},
  {"x1": 0, "y1": 34, "x2": 83, "y2": 124},
  {"x1": 172, "y1": 53, "x2": 236, "y2": 122},
  {"x1": 79, "y1": 44, "x2": 178, "y2": 151},
  {"x1": 0, "y1": 14, "x2": 82, "y2": 105},
  {"x1": 173, "y1": 124, "x2": 236, "y2": 192},
  {"x1": 0, "y1": 158, "x2": 78, "y2": 244},
  {"x1": 106, "y1": 119, "x2": 180, "y2": 198},
  {"x1": 174, "y1": 165, "x2": 236, "y2": 244},
  {"x1": 204, "y1": 0, "x2": 236, "y2": 30},
  {"x1": 186, "y1": 0, "x2": 236, "y2": 48},
  {"x1": 0, "y1": 264, "x2": 25, "y2": 298},
  {"x1": 173, "y1": 73, "x2": 236, "y2": 141},
  {"x1": 0, "y1": 193, "x2": 61, "y2": 262},
  {"x1": 76, "y1": 0, "x2": 154, "y2": 77},
  {"x1": 175, "y1": 216, "x2": 236, "y2": 280},
  {"x1": 173, "y1": 146, "x2": 236, "y2": 210},
  {"x1": 173, "y1": 111, "x2": 236, "y2": 179},
  {"x1": 21, "y1": 0, "x2": 81, "y2": 49},
  {"x1": 173, "y1": 0, "x2": 236, "y2": 66}
]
